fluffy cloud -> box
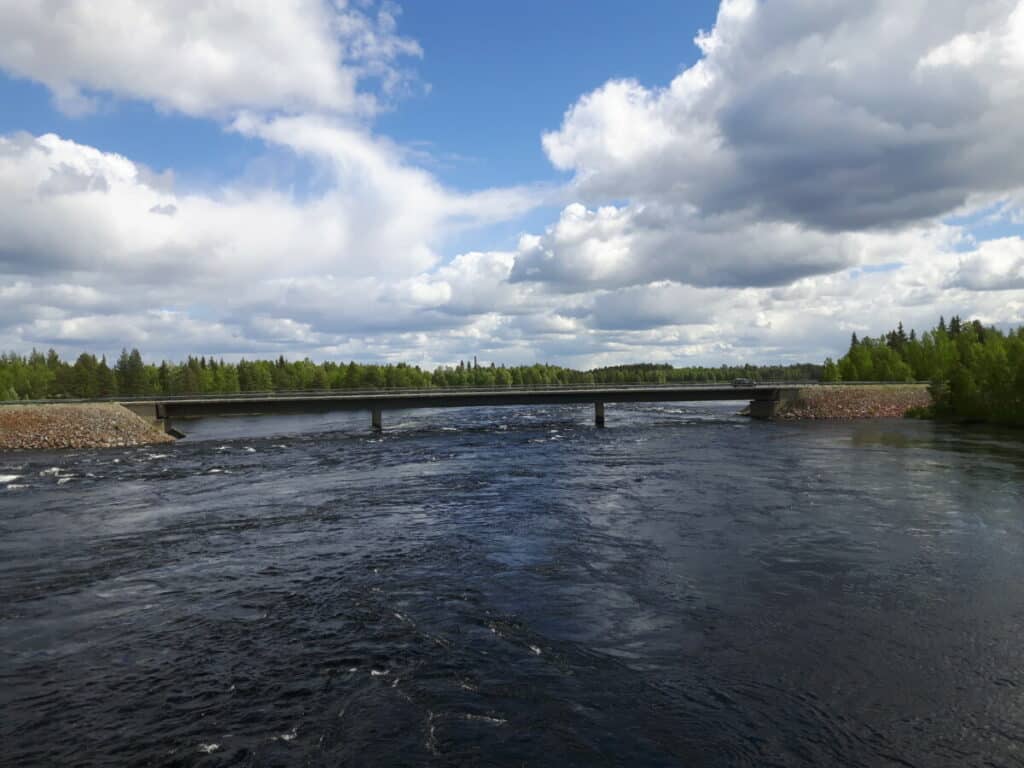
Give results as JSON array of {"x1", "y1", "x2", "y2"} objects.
[
  {"x1": 588, "y1": 283, "x2": 721, "y2": 331},
  {"x1": 497, "y1": 0, "x2": 1024, "y2": 357},
  {"x1": 951, "y1": 237, "x2": 1024, "y2": 291},
  {"x1": 542, "y1": 0, "x2": 1024, "y2": 232},
  {"x1": 510, "y1": 202, "x2": 861, "y2": 289},
  {"x1": 0, "y1": 129, "x2": 533, "y2": 284},
  {"x1": 0, "y1": 129, "x2": 543, "y2": 360},
  {"x1": 507, "y1": 202, "x2": 973, "y2": 291},
  {"x1": 0, "y1": 0, "x2": 420, "y2": 116}
]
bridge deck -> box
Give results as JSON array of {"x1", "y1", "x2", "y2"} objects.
[{"x1": 146, "y1": 384, "x2": 791, "y2": 419}]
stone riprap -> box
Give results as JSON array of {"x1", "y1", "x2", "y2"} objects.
[
  {"x1": 777, "y1": 385, "x2": 931, "y2": 420},
  {"x1": 0, "y1": 403, "x2": 175, "y2": 451}
]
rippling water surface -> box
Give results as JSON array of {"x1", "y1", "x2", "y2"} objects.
[{"x1": 2, "y1": 404, "x2": 1023, "y2": 766}]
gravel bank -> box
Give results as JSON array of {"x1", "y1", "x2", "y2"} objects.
[
  {"x1": 777, "y1": 385, "x2": 931, "y2": 420},
  {"x1": 0, "y1": 403, "x2": 175, "y2": 451}
]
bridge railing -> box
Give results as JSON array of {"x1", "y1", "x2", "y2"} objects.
[
  {"x1": 120, "y1": 381, "x2": 808, "y2": 401},
  {"x1": 0, "y1": 380, "x2": 930, "y2": 406}
]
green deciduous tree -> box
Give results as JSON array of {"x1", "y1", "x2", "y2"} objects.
[{"x1": 827, "y1": 318, "x2": 1023, "y2": 426}]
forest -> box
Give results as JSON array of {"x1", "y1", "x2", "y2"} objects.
[
  {"x1": 0, "y1": 349, "x2": 820, "y2": 401},
  {"x1": 824, "y1": 316, "x2": 1024, "y2": 426}
]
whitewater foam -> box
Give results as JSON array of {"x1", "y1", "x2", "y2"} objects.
[{"x1": 465, "y1": 714, "x2": 508, "y2": 725}]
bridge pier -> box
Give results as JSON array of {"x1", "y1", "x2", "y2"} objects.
[
  {"x1": 371, "y1": 407, "x2": 383, "y2": 432},
  {"x1": 162, "y1": 418, "x2": 186, "y2": 439},
  {"x1": 595, "y1": 401, "x2": 605, "y2": 428}
]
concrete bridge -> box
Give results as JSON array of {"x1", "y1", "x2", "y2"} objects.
[{"x1": 120, "y1": 383, "x2": 802, "y2": 433}]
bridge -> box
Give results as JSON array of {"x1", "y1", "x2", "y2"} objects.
[{"x1": 118, "y1": 383, "x2": 804, "y2": 433}]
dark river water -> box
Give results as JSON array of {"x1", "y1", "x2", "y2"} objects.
[{"x1": 2, "y1": 404, "x2": 1024, "y2": 766}]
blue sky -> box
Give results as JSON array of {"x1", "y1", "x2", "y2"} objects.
[
  {"x1": 0, "y1": 1, "x2": 717, "y2": 257},
  {"x1": 0, "y1": 2, "x2": 716, "y2": 191},
  {"x1": 376, "y1": 0, "x2": 718, "y2": 187},
  {"x1": 0, "y1": 0, "x2": 1022, "y2": 366}
]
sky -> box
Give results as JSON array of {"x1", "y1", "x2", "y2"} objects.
[{"x1": 1, "y1": 0, "x2": 1023, "y2": 369}]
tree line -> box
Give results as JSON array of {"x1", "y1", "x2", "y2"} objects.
[
  {"x1": 0, "y1": 349, "x2": 821, "y2": 401},
  {"x1": 5, "y1": 321, "x2": 1018, "y2": 426},
  {"x1": 823, "y1": 316, "x2": 1024, "y2": 426}
]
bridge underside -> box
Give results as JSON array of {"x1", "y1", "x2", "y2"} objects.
[{"x1": 124, "y1": 386, "x2": 793, "y2": 433}]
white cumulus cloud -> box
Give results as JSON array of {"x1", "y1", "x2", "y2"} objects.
[
  {"x1": 542, "y1": 0, "x2": 1024, "y2": 232},
  {"x1": 0, "y1": 0, "x2": 421, "y2": 116},
  {"x1": 952, "y1": 238, "x2": 1024, "y2": 291}
]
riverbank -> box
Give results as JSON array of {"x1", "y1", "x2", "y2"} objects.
[
  {"x1": 775, "y1": 384, "x2": 931, "y2": 420},
  {"x1": 0, "y1": 403, "x2": 175, "y2": 451}
]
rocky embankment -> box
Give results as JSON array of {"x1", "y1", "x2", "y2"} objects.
[
  {"x1": 0, "y1": 403, "x2": 175, "y2": 451},
  {"x1": 777, "y1": 385, "x2": 931, "y2": 420}
]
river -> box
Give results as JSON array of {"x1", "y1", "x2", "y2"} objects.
[{"x1": 2, "y1": 404, "x2": 1023, "y2": 766}]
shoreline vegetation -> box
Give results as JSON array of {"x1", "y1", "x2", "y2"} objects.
[{"x1": 822, "y1": 317, "x2": 1023, "y2": 428}]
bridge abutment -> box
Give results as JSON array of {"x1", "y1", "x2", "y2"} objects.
[
  {"x1": 748, "y1": 399, "x2": 780, "y2": 420},
  {"x1": 118, "y1": 401, "x2": 184, "y2": 438},
  {"x1": 748, "y1": 388, "x2": 798, "y2": 420},
  {"x1": 121, "y1": 401, "x2": 160, "y2": 423}
]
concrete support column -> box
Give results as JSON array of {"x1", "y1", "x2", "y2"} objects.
[
  {"x1": 748, "y1": 399, "x2": 777, "y2": 420},
  {"x1": 371, "y1": 407, "x2": 383, "y2": 432},
  {"x1": 595, "y1": 401, "x2": 606, "y2": 428},
  {"x1": 163, "y1": 419, "x2": 186, "y2": 439},
  {"x1": 749, "y1": 388, "x2": 795, "y2": 420}
]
